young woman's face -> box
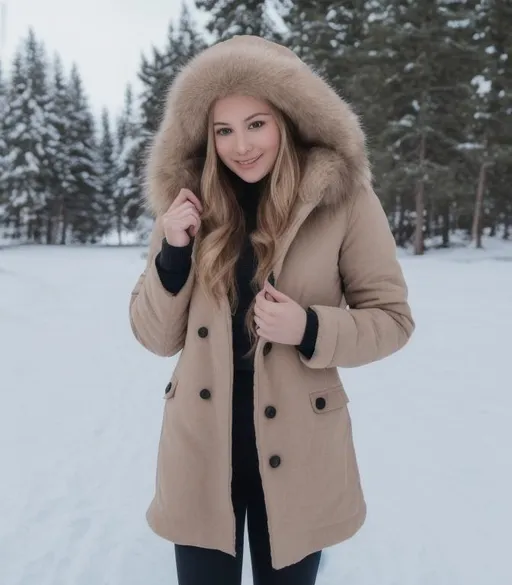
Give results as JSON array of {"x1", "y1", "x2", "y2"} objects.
[{"x1": 212, "y1": 95, "x2": 281, "y2": 183}]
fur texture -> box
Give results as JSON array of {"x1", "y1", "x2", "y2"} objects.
[{"x1": 143, "y1": 35, "x2": 372, "y2": 217}]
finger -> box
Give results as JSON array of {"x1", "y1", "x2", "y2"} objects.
[
  {"x1": 175, "y1": 206, "x2": 200, "y2": 220},
  {"x1": 254, "y1": 315, "x2": 265, "y2": 328},
  {"x1": 255, "y1": 323, "x2": 269, "y2": 339},
  {"x1": 188, "y1": 216, "x2": 202, "y2": 236},
  {"x1": 255, "y1": 292, "x2": 274, "y2": 315},
  {"x1": 171, "y1": 189, "x2": 203, "y2": 213},
  {"x1": 174, "y1": 201, "x2": 197, "y2": 214},
  {"x1": 254, "y1": 303, "x2": 275, "y2": 323},
  {"x1": 259, "y1": 295, "x2": 280, "y2": 316},
  {"x1": 184, "y1": 214, "x2": 200, "y2": 230},
  {"x1": 254, "y1": 313, "x2": 273, "y2": 332},
  {"x1": 264, "y1": 280, "x2": 289, "y2": 303},
  {"x1": 254, "y1": 304, "x2": 265, "y2": 318},
  {"x1": 183, "y1": 189, "x2": 204, "y2": 213},
  {"x1": 174, "y1": 214, "x2": 199, "y2": 232},
  {"x1": 171, "y1": 189, "x2": 189, "y2": 208}
]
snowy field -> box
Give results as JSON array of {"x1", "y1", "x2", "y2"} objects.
[{"x1": 1, "y1": 239, "x2": 511, "y2": 585}]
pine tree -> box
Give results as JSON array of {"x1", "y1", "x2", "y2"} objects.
[
  {"x1": 282, "y1": 1, "x2": 370, "y2": 84},
  {"x1": 99, "y1": 107, "x2": 117, "y2": 237},
  {"x1": 111, "y1": 85, "x2": 145, "y2": 244},
  {"x1": 0, "y1": 51, "x2": 41, "y2": 241},
  {"x1": 139, "y1": 46, "x2": 171, "y2": 137},
  {"x1": 367, "y1": 0, "x2": 481, "y2": 253},
  {"x1": 65, "y1": 64, "x2": 102, "y2": 244},
  {"x1": 23, "y1": 29, "x2": 59, "y2": 243},
  {"x1": 139, "y1": 3, "x2": 207, "y2": 136},
  {"x1": 468, "y1": 0, "x2": 512, "y2": 244},
  {"x1": 45, "y1": 55, "x2": 74, "y2": 244},
  {"x1": 0, "y1": 59, "x2": 8, "y2": 231},
  {"x1": 196, "y1": 0, "x2": 281, "y2": 41},
  {"x1": 0, "y1": 31, "x2": 59, "y2": 242}
]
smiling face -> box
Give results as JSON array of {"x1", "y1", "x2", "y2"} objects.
[{"x1": 212, "y1": 94, "x2": 281, "y2": 183}]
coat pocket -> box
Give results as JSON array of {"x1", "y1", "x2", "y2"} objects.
[{"x1": 309, "y1": 384, "x2": 349, "y2": 414}]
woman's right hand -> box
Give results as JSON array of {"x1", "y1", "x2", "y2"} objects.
[{"x1": 162, "y1": 188, "x2": 204, "y2": 247}]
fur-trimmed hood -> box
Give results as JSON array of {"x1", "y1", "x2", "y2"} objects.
[{"x1": 144, "y1": 35, "x2": 372, "y2": 216}]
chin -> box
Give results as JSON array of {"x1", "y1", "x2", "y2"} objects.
[{"x1": 233, "y1": 166, "x2": 271, "y2": 183}]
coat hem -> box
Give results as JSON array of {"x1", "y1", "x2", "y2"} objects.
[
  {"x1": 145, "y1": 500, "x2": 237, "y2": 559},
  {"x1": 270, "y1": 500, "x2": 367, "y2": 570}
]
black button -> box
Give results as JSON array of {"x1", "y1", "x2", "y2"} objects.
[
  {"x1": 265, "y1": 406, "x2": 277, "y2": 419},
  {"x1": 269, "y1": 455, "x2": 281, "y2": 468},
  {"x1": 315, "y1": 397, "x2": 326, "y2": 410},
  {"x1": 199, "y1": 388, "x2": 211, "y2": 400},
  {"x1": 165, "y1": 381, "x2": 173, "y2": 395},
  {"x1": 263, "y1": 342, "x2": 272, "y2": 356},
  {"x1": 198, "y1": 326, "x2": 209, "y2": 338}
]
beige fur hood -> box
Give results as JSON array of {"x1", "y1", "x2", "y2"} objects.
[{"x1": 143, "y1": 35, "x2": 372, "y2": 216}]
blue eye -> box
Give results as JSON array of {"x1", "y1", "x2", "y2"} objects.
[{"x1": 216, "y1": 128, "x2": 231, "y2": 136}]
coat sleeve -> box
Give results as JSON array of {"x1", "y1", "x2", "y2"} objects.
[
  {"x1": 129, "y1": 216, "x2": 194, "y2": 357},
  {"x1": 299, "y1": 183, "x2": 415, "y2": 369}
]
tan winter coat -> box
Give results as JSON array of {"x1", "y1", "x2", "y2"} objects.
[{"x1": 129, "y1": 36, "x2": 415, "y2": 570}]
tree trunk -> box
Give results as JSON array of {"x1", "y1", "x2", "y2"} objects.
[
  {"x1": 60, "y1": 208, "x2": 68, "y2": 245},
  {"x1": 471, "y1": 161, "x2": 490, "y2": 248},
  {"x1": 117, "y1": 215, "x2": 123, "y2": 246},
  {"x1": 46, "y1": 215, "x2": 53, "y2": 245},
  {"x1": 397, "y1": 197, "x2": 406, "y2": 247},
  {"x1": 414, "y1": 132, "x2": 426, "y2": 255},
  {"x1": 441, "y1": 202, "x2": 450, "y2": 247},
  {"x1": 504, "y1": 207, "x2": 511, "y2": 240}
]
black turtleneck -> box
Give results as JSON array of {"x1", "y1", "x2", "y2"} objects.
[{"x1": 154, "y1": 174, "x2": 318, "y2": 370}]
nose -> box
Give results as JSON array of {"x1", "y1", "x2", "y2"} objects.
[{"x1": 234, "y1": 133, "x2": 252, "y2": 155}]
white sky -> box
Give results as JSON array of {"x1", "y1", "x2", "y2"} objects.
[{"x1": 1, "y1": 0, "x2": 203, "y2": 117}]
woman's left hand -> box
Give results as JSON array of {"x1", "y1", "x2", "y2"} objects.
[{"x1": 254, "y1": 280, "x2": 307, "y2": 346}]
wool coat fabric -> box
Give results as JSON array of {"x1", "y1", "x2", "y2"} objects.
[{"x1": 129, "y1": 35, "x2": 415, "y2": 570}]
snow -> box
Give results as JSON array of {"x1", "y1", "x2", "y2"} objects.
[
  {"x1": 1, "y1": 238, "x2": 512, "y2": 585},
  {"x1": 471, "y1": 74, "x2": 492, "y2": 96}
]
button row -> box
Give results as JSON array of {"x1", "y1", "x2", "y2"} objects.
[{"x1": 196, "y1": 325, "x2": 280, "y2": 469}]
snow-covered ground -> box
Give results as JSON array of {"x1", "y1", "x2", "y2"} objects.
[{"x1": 1, "y1": 239, "x2": 511, "y2": 585}]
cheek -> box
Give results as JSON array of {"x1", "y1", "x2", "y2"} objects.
[
  {"x1": 264, "y1": 127, "x2": 281, "y2": 160},
  {"x1": 214, "y1": 137, "x2": 230, "y2": 163}
]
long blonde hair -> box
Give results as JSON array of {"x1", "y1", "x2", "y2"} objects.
[{"x1": 193, "y1": 100, "x2": 302, "y2": 356}]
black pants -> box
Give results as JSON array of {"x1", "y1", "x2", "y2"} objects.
[{"x1": 175, "y1": 369, "x2": 322, "y2": 585}]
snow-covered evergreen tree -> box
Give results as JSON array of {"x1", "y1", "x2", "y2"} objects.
[
  {"x1": 98, "y1": 108, "x2": 117, "y2": 235},
  {"x1": 44, "y1": 55, "x2": 75, "y2": 244},
  {"x1": 366, "y1": 0, "x2": 481, "y2": 253},
  {"x1": 139, "y1": 2, "x2": 207, "y2": 136},
  {"x1": 468, "y1": 0, "x2": 512, "y2": 243},
  {"x1": 196, "y1": 0, "x2": 280, "y2": 42},
  {"x1": 0, "y1": 31, "x2": 58, "y2": 242},
  {"x1": 64, "y1": 64, "x2": 102, "y2": 244},
  {"x1": 1, "y1": 52, "x2": 41, "y2": 240},
  {"x1": 111, "y1": 85, "x2": 145, "y2": 244},
  {"x1": 0, "y1": 59, "x2": 8, "y2": 231}
]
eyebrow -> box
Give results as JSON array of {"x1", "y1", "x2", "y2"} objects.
[{"x1": 213, "y1": 112, "x2": 271, "y2": 126}]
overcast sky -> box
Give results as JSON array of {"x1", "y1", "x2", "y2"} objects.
[{"x1": 1, "y1": 0, "x2": 198, "y2": 117}]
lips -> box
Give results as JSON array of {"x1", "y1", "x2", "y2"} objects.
[{"x1": 236, "y1": 154, "x2": 262, "y2": 165}]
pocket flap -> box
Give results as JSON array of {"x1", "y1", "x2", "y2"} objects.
[{"x1": 309, "y1": 384, "x2": 349, "y2": 413}]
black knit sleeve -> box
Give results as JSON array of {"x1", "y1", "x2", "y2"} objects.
[
  {"x1": 296, "y1": 307, "x2": 319, "y2": 360},
  {"x1": 155, "y1": 238, "x2": 193, "y2": 295}
]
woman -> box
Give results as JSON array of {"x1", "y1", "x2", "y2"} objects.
[{"x1": 129, "y1": 35, "x2": 414, "y2": 585}]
